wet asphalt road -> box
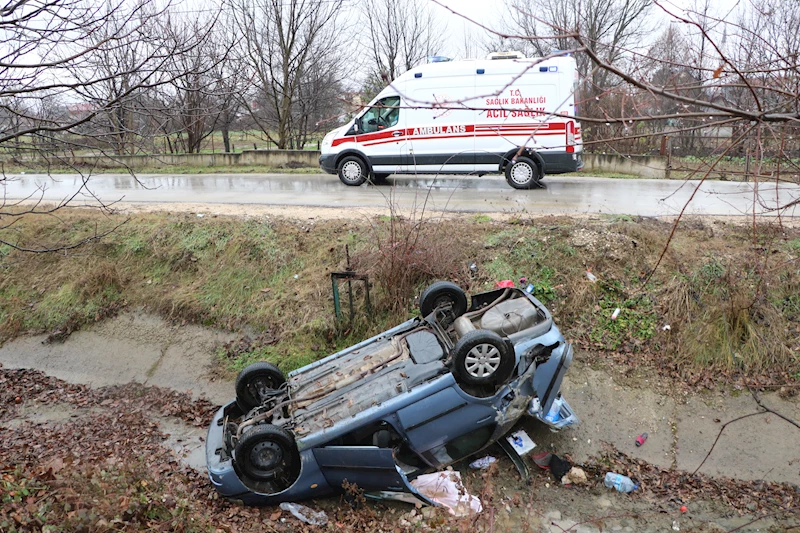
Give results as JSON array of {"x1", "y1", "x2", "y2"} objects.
[{"x1": 4, "y1": 173, "x2": 799, "y2": 216}]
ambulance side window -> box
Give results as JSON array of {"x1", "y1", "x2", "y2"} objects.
[{"x1": 360, "y1": 96, "x2": 400, "y2": 133}]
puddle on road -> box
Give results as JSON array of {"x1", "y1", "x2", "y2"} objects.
[{"x1": 6, "y1": 173, "x2": 795, "y2": 216}]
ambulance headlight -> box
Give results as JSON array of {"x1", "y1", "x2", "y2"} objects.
[{"x1": 321, "y1": 131, "x2": 335, "y2": 149}]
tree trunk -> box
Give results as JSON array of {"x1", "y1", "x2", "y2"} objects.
[{"x1": 222, "y1": 128, "x2": 231, "y2": 152}]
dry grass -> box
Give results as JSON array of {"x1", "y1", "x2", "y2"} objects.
[
  {"x1": 1, "y1": 209, "x2": 798, "y2": 385},
  {"x1": 352, "y1": 215, "x2": 470, "y2": 314}
]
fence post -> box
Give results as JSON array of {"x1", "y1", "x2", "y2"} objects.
[
  {"x1": 665, "y1": 136, "x2": 672, "y2": 180},
  {"x1": 744, "y1": 154, "x2": 751, "y2": 183}
]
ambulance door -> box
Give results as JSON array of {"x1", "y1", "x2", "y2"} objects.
[
  {"x1": 474, "y1": 63, "x2": 558, "y2": 172},
  {"x1": 357, "y1": 96, "x2": 407, "y2": 174},
  {"x1": 406, "y1": 78, "x2": 475, "y2": 174}
]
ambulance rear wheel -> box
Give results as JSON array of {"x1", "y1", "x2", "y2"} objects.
[
  {"x1": 338, "y1": 156, "x2": 368, "y2": 186},
  {"x1": 505, "y1": 157, "x2": 541, "y2": 189}
]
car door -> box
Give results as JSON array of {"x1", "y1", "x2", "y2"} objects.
[
  {"x1": 395, "y1": 387, "x2": 496, "y2": 467},
  {"x1": 311, "y1": 446, "x2": 433, "y2": 504},
  {"x1": 355, "y1": 95, "x2": 408, "y2": 174}
]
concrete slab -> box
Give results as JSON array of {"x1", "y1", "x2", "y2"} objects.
[
  {"x1": 0, "y1": 312, "x2": 236, "y2": 402},
  {"x1": 523, "y1": 366, "x2": 676, "y2": 469},
  {"x1": 676, "y1": 392, "x2": 800, "y2": 485}
]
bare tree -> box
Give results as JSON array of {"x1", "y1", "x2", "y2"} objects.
[
  {"x1": 161, "y1": 12, "x2": 227, "y2": 154},
  {"x1": 228, "y1": 0, "x2": 345, "y2": 149},
  {"x1": 0, "y1": 0, "x2": 208, "y2": 252},
  {"x1": 208, "y1": 18, "x2": 247, "y2": 154},
  {"x1": 505, "y1": 0, "x2": 652, "y2": 117},
  {"x1": 360, "y1": 0, "x2": 447, "y2": 89},
  {"x1": 65, "y1": 1, "x2": 176, "y2": 156}
]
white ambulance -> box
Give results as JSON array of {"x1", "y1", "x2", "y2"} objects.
[{"x1": 319, "y1": 52, "x2": 583, "y2": 189}]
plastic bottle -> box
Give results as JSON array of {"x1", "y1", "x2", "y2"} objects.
[
  {"x1": 604, "y1": 472, "x2": 638, "y2": 493},
  {"x1": 544, "y1": 398, "x2": 563, "y2": 423},
  {"x1": 469, "y1": 456, "x2": 497, "y2": 469}
]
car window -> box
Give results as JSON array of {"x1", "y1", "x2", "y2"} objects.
[
  {"x1": 360, "y1": 96, "x2": 400, "y2": 133},
  {"x1": 427, "y1": 425, "x2": 494, "y2": 465}
]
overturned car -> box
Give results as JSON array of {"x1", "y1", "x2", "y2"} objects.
[{"x1": 206, "y1": 281, "x2": 577, "y2": 505}]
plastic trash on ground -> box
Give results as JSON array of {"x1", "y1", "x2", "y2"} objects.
[
  {"x1": 603, "y1": 472, "x2": 638, "y2": 493},
  {"x1": 279, "y1": 502, "x2": 328, "y2": 526},
  {"x1": 528, "y1": 396, "x2": 580, "y2": 430},
  {"x1": 585, "y1": 270, "x2": 598, "y2": 282},
  {"x1": 505, "y1": 429, "x2": 537, "y2": 455},
  {"x1": 468, "y1": 455, "x2": 497, "y2": 469},
  {"x1": 410, "y1": 471, "x2": 482, "y2": 517}
]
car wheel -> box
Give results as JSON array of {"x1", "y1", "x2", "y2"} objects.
[
  {"x1": 235, "y1": 424, "x2": 299, "y2": 481},
  {"x1": 452, "y1": 329, "x2": 515, "y2": 387},
  {"x1": 419, "y1": 280, "x2": 468, "y2": 318},
  {"x1": 235, "y1": 362, "x2": 286, "y2": 411},
  {"x1": 338, "y1": 156, "x2": 368, "y2": 186},
  {"x1": 505, "y1": 156, "x2": 541, "y2": 189},
  {"x1": 370, "y1": 172, "x2": 391, "y2": 184}
]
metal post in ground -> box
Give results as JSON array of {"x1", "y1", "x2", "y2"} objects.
[
  {"x1": 745, "y1": 154, "x2": 751, "y2": 183},
  {"x1": 665, "y1": 137, "x2": 672, "y2": 180}
]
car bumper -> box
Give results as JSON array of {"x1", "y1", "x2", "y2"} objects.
[
  {"x1": 540, "y1": 151, "x2": 583, "y2": 174},
  {"x1": 206, "y1": 404, "x2": 252, "y2": 499},
  {"x1": 319, "y1": 154, "x2": 336, "y2": 174}
]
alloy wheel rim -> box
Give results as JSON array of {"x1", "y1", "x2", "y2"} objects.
[{"x1": 464, "y1": 343, "x2": 501, "y2": 378}]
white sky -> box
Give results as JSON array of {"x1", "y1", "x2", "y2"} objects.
[{"x1": 429, "y1": 0, "x2": 744, "y2": 59}]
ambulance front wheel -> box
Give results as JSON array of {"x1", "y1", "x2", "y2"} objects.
[
  {"x1": 338, "y1": 156, "x2": 368, "y2": 186},
  {"x1": 505, "y1": 157, "x2": 542, "y2": 189}
]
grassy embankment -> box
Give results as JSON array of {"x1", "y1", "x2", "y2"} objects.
[{"x1": 0, "y1": 211, "x2": 798, "y2": 386}]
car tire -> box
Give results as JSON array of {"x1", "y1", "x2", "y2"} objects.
[
  {"x1": 338, "y1": 155, "x2": 368, "y2": 186},
  {"x1": 235, "y1": 424, "x2": 299, "y2": 482},
  {"x1": 505, "y1": 156, "x2": 541, "y2": 189},
  {"x1": 452, "y1": 329, "x2": 515, "y2": 387},
  {"x1": 235, "y1": 362, "x2": 286, "y2": 411},
  {"x1": 419, "y1": 281, "x2": 468, "y2": 318}
]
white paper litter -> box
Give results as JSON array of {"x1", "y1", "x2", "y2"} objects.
[
  {"x1": 279, "y1": 502, "x2": 328, "y2": 526},
  {"x1": 410, "y1": 471, "x2": 482, "y2": 517}
]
